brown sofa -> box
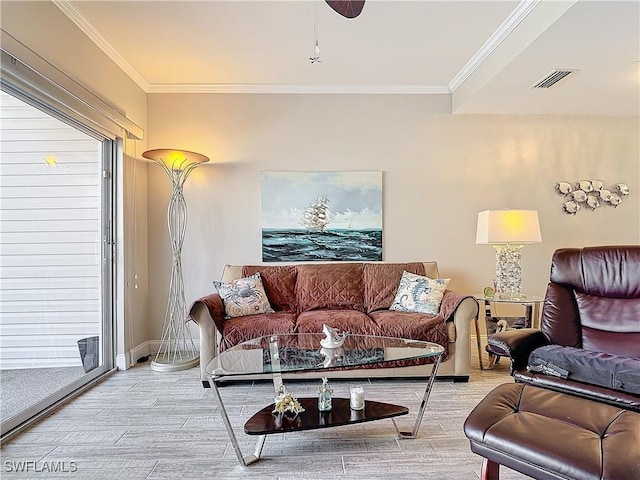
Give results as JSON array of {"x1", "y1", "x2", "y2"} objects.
[
  {"x1": 189, "y1": 262, "x2": 479, "y2": 386},
  {"x1": 464, "y1": 246, "x2": 640, "y2": 480}
]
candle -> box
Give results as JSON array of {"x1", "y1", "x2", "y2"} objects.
[{"x1": 350, "y1": 385, "x2": 365, "y2": 410}]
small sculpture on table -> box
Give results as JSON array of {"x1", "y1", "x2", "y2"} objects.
[
  {"x1": 272, "y1": 385, "x2": 305, "y2": 419},
  {"x1": 317, "y1": 377, "x2": 333, "y2": 412},
  {"x1": 320, "y1": 324, "x2": 348, "y2": 348}
]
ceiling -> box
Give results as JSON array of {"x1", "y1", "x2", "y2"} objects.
[{"x1": 55, "y1": 0, "x2": 639, "y2": 115}]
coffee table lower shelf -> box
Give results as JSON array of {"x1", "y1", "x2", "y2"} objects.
[{"x1": 244, "y1": 397, "x2": 409, "y2": 435}]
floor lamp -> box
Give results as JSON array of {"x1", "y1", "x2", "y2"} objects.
[
  {"x1": 142, "y1": 148, "x2": 209, "y2": 372},
  {"x1": 476, "y1": 210, "x2": 542, "y2": 296}
]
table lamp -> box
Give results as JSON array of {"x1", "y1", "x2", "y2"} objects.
[
  {"x1": 476, "y1": 210, "x2": 542, "y2": 295},
  {"x1": 142, "y1": 148, "x2": 209, "y2": 372}
]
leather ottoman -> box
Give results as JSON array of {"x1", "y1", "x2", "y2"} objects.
[{"x1": 464, "y1": 383, "x2": 640, "y2": 480}]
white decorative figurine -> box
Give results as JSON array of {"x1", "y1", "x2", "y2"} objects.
[{"x1": 320, "y1": 324, "x2": 348, "y2": 348}]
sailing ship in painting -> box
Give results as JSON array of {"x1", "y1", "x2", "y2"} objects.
[
  {"x1": 300, "y1": 194, "x2": 333, "y2": 232},
  {"x1": 263, "y1": 192, "x2": 381, "y2": 262}
]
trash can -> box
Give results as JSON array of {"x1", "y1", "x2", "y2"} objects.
[{"x1": 77, "y1": 336, "x2": 99, "y2": 373}]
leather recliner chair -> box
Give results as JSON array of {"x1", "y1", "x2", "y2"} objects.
[
  {"x1": 464, "y1": 246, "x2": 640, "y2": 480},
  {"x1": 488, "y1": 245, "x2": 640, "y2": 410}
]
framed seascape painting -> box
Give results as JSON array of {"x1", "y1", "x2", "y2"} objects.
[{"x1": 262, "y1": 171, "x2": 383, "y2": 262}]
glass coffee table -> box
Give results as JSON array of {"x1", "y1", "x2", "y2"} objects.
[{"x1": 206, "y1": 333, "x2": 445, "y2": 466}]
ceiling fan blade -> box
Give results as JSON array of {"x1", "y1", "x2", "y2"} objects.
[{"x1": 325, "y1": 1, "x2": 365, "y2": 19}]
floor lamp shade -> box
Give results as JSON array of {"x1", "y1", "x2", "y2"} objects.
[
  {"x1": 476, "y1": 210, "x2": 542, "y2": 294},
  {"x1": 142, "y1": 149, "x2": 209, "y2": 372}
]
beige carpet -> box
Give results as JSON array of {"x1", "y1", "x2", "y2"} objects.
[{"x1": 1, "y1": 366, "x2": 85, "y2": 423}]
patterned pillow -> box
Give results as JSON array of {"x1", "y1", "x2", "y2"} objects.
[
  {"x1": 389, "y1": 271, "x2": 450, "y2": 315},
  {"x1": 213, "y1": 273, "x2": 274, "y2": 318}
]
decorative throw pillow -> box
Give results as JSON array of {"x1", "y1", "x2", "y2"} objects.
[
  {"x1": 213, "y1": 273, "x2": 274, "y2": 318},
  {"x1": 389, "y1": 271, "x2": 450, "y2": 315}
]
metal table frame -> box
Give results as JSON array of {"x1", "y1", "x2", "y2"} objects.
[
  {"x1": 472, "y1": 293, "x2": 544, "y2": 370},
  {"x1": 208, "y1": 335, "x2": 444, "y2": 466}
]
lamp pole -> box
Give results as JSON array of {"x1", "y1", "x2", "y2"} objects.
[{"x1": 143, "y1": 149, "x2": 208, "y2": 372}]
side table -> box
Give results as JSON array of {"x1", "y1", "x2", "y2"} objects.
[{"x1": 472, "y1": 293, "x2": 544, "y2": 370}]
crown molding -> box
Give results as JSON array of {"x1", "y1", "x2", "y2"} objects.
[
  {"x1": 147, "y1": 83, "x2": 451, "y2": 95},
  {"x1": 448, "y1": 0, "x2": 541, "y2": 92},
  {"x1": 53, "y1": 0, "x2": 150, "y2": 92}
]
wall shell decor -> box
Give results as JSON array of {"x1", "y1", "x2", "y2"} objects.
[{"x1": 556, "y1": 180, "x2": 630, "y2": 214}]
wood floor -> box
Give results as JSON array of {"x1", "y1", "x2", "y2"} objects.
[{"x1": 1, "y1": 354, "x2": 530, "y2": 479}]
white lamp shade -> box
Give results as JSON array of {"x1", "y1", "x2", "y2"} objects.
[{"x1": 476, "y1": 210, "x2": 542, "y2": 245}]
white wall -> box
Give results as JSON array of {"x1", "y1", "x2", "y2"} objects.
[{"x1": 146, "y1": 93, "x2": 639, "y2": 340}]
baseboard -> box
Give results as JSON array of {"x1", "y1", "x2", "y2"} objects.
[
  {"x1": 118, "y1": 340, "x2": 200, "y2": 370},
  {"x1": 115, "y1": 352, "x2": 130, "y2": 370},
  {"x1": 116, "y1": 341, "x2": 151, "y2": 370},
  {"x1": 132, "y1": 341, "x2": 153, "y2": 364}
]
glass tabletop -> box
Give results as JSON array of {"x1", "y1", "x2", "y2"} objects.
[
  {"x1": 473, "y1": 293, "x2": 544, "y2": 303},
  {"x1": 206, "y1": 333, "x2": 444, "y2": 379}
]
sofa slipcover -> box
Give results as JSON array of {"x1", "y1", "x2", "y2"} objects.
[{"x1": 189, "y1": 261, "x2": 479, "y2": 386}]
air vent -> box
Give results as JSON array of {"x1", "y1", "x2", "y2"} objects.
[{"x1": 530, "y1": 70, "x2": 575, "y2": 89}]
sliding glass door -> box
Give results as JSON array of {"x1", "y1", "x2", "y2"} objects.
[{"x1": 0, "y1": 90, "x2": 115, "y2": 436}]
